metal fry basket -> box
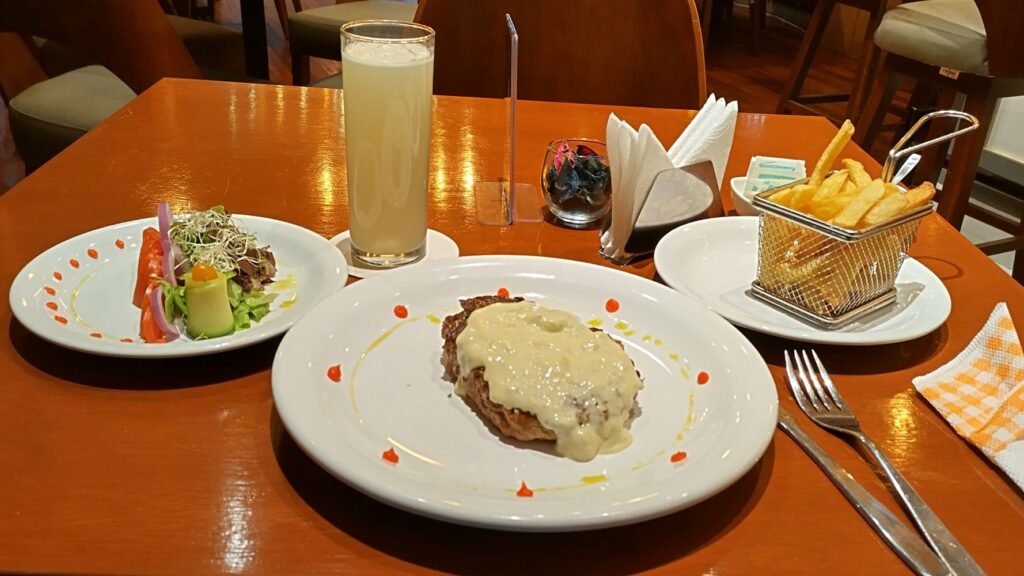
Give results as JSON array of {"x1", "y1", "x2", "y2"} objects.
[{"x1": 749, "y1": 110, "x2": 979, "y2": 329}]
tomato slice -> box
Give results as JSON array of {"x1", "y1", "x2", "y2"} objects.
[
  {"x1": 133, "y1": 227, "x2": 164, "y2": 308},
  {"x1": 139, "y1": 284, "x2": 166, "y2": 344}
]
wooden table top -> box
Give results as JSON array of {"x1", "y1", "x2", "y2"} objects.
[{"x1": 1, "y1": 79, "x2": 1021, "y2": 575}]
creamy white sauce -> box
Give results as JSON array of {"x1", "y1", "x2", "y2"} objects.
[{"x1": 455, "y1": 301, "x2": 643, "y2": 461}]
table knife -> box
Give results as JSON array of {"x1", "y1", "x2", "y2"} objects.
[{"x1": 777, "y1": 407, "x2": 948, "y2": 576}]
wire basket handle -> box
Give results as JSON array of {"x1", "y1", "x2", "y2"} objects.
[{"x1": 882, "y1": 110, "x2": 979, "y2": 183}]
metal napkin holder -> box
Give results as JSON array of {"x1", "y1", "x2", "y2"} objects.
[
  {"x1": 598, "y1": 160, "x2": 721, "y2": 265},
  {"x1": 749, "y1": 110, "x2": 979, "y2": 329}
]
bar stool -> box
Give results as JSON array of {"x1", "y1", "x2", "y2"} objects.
[
  {"x1": 699, "y1": 0, "x2": 768, "y2": 54},
  {"x1": 856, "y1": 0, "x2": 1024, "y2": 282},
  {"x1": 288, "y1": 0, "x2": 418, "y2": 85},
  {"x1": 776, "y1": 0, "x2": 894, "y2": 123}
]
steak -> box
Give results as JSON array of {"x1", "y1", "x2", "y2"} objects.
[{"x1": 441, "y1": 296, "x2": 639, "y2": 443}]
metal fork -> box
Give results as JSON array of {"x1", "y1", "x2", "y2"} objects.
[{"x1": 785, "y1": 350, "x2": 985, "y2": 576}]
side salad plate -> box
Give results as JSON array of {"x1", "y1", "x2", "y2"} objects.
[
  {"x1": 272, "y1": 255, "x2": 777, "y2": 531},
  {"x1": 653, "y1": 217, "x2": 951, "y2": 346},
  {"x1": 10, "y1": 206, "x2": 347, "y2": 358}
]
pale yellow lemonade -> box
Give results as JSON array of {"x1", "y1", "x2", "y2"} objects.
[{"x1": 342, "y1": 39, "x2": 434, "y2": 266}]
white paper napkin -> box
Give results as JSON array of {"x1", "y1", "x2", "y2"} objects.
[{"x1": 602, "y1": 95, "x2": 738, "y2": 261}]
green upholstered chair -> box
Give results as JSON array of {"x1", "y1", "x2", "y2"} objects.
[
  {"x1": 2, "y1": 4, "x2": 246, "y2": 173},
  {"x1": 288, "y1": 0, "x2": 418, "y2": 85}
]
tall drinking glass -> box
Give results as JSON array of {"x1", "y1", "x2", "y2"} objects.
[{"x1": 341, "y1": 21, "x2": 435, "y2": 268}]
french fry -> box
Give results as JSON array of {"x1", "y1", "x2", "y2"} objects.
[
  {"x1": 832, "y1": 179, "x2": 885, "y2": 229},
  {"x1": 904, "y1": 182, "x2": 936, "y2": 209},
  {"x1": 861, "y1": 188, "x2": 910, "y2": 227},
  {"x1": 769, "y1": 187, "x2": 794, "y2": 207},
  {"x1": 810, "y1": 190, "x2": 857, "y2": 221},
  {"x1": 809, "y1": 120, "x2": 855, "y2": 187},
  {"x1": 811, "y1": 170, "x2": 848, "y2": 202},
  {"x1": 789, "y1": 184, "x2": 819, "y2": 211},
  {"x1": 842, "y1": 159, "x2": 872, "y2": 188},
  {"x1": 843, "y1": 180, "x2": 858, "y2": 195}
]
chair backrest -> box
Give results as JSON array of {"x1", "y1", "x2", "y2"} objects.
[
  {"x1": 0, "y1": 0, "x2": 200, "y2": 95},
  {"x1": 413, "y1": 0, "x2": 707, "y2": 109},
  {"x1": 975, "y1": 0, "x2": 1024, "y2": 78}
]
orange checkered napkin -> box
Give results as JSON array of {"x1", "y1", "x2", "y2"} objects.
[{"x1": 913, "y1": 303, "x2": 1024, "y2": 488}]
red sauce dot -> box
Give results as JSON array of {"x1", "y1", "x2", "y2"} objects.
[
  {"x1": 697, "y1": 371, "x2": 710, "y2": 385},
  {"x1": 516, "y1": 482, "x2": 534, "y2": 498},
  {"x1": 382, "y1": 447, "x2": 399, "y2": 464},
  {"x1": 45, "y1": 302, "x2": 58, "y2": 311},
  {"x1": 120, "y1": 338, "x2": 133, "y2": 343},
  {"x1": 327, "y1": 364, "x2": 342, "y2": 382},
  {"x1": 605, "y1": 298, "x2": 620, "y2": 313},
  {"x1": 497, "y1": 287, "x2": 510, "y2": 298},
  {"x1": 115, "y1": 239, "x2": 125, "y2": 249},
  {"x1": 87, "y1": 248, "x2": 99, "y2": 259},
  {"x1": 671, "y1": 451, "x2": 688, "y2": 463},
  {"x1": 89, "y1": 332, "x2": 102, "y2": 339},
  {"x1": 69, "y1": 259, "x2": 80, "y2": 269},
  {"x1": 393, "y1": 305, "x2": 408, "y2": 319},
  {"x1": 53, "y1": 271, "x2": 63, "y2": 281},
  {"x1": 44, "y1": 286, "x2": 56, "y2": 296},
  {"x1": 54, "y1": 315, "x2": 68, "y2": 325}
]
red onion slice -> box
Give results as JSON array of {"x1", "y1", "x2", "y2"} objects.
[
  {"x1": 157, "y1": 202, "x2": 176, "y2": 283},
  {"x1": 150, "y1": 285, "x2": 179, "y2": 341}
]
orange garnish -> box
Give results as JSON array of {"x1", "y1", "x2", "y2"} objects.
[
  {"x1": 89, "y1": 332, "x2": 102, "y2": 339},
  {"x1": 382, "y1": 447, "x2": 399, "y2": 464},
  {"x1": 516, "y1": 482, "x2": 534, "y2": 498},
  {"x1": 45, "y1": 302, "x2": 58, "y2": 311},
  {"x1": 697, "y1": 371, "x2": 710, "y2": 385},
  {"x1": 70, "y1": 259, "x2": 80, "y2": 269},
  {"x1": 53, "y1": 272, "x2": 63, "y2": 281},
  {"x1": 87, "y1": 248, "x2": 99, "y2": 259},
  {"x1": 497, "y1": 287, "x2": 510, "y2": 298},
  {"x1": 120, "y1": 338, "x2": 133, "y2": 343},
  {"x1": 44, "y1": 286, "x2": 56, "y2": 296},
  {"x1": 54, "y1": 315, "x2": 68, "y2": 325},
  {"x1": 327, "y1": 364, "x2": 342, "y2": 382},
  {"x1": 671, "y1": 451, "x2": 687, "y2": 463},
  {"x1": 605, "y1": 298, "x2": 620, "y2": 313},
  {"x1": 191, "y1": 262, "x2": 218, "y2": 282},
  {"x1": 393, "y1": 305, "x2": 408, "y2": 319},
  {"x1": 115, "y1": 239, "x2": 125, "y2": 249}
]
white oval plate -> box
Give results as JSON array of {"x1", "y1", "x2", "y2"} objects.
[
  {"x1": 9, "y1": 215, "x2": 348, "y2": 358},
  {"x1": 654, "y1": 217, "x2": 951, "y2": 346},
  {"x1": 272, "y1": 255, "x2": 777, "y2": 532}
]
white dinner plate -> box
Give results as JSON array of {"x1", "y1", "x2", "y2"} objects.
[
  {"x1": 9, "y1": 215, "x2": 348, "y2": 358},
  {"x1": 653, "y1": 217, "x2": 951, "y2": 346},
  {"x1": 272, "y1": 255, "x2": 777, "y2": 531}
]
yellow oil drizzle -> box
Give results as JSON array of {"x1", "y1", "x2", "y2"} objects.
[
  {"x1": 68, "y1": 272, "x2": 95, "y2": 327},
  {"x1": 268, "y1": 273, "x2": 297, "y2": 292},
  {"x1": 279, "y1": 296, "x2": 298, "y2": 309},
  {"x1": 630, "y1": 450, "x2": 666, "y2": 472},
  {"x1": 654, "y1": 338, "x2": 663, "y2": 346},
  {"x1": 623, "y1": 330, "x2": 635, "y2": 337},
  {"x1": 642, "y1": 335, "x2": 652, "y2": 342},
  {"x1": 614, "y1": 321, "x2": 629, "y2": 331},
  {"x1": 581, "y1": 474, "x2": 607, "y2": 485},
  {"x1": 680, "y1": 366, "x2": 691, "y2": 380},
  {"x1": 426, "y1": 314, "x2": 442, "y2": 324},
  {"x1": 349, "y1": 317, "x2": 420, "y2": 415},
  {"x1": 587, "y1": 318, "x2": 603, "y2": 328},
  {"x1": 669, "y1": 353, "x2": 680, "y2": 362}
]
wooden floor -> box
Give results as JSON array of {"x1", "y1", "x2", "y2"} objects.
[{"x1": 0, "y1": 2, "x2": 898, "y2": 194}]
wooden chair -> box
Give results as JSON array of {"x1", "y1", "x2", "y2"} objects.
[
  {"x1": 0, "y1": 0, "x2": 203, "y2": 171},
  {"x1": 414, "y1": 0, "x2": 707, "y2": 109},
  {"x1": 700, "y1": 0, "x2": 768, "y2": 55},
  {"x1": 776, "y1": 0, "x2": 896, "y2": 124},
  {"x1": 855, "y1": 0, "x2": 1024, "y2": 282}
]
